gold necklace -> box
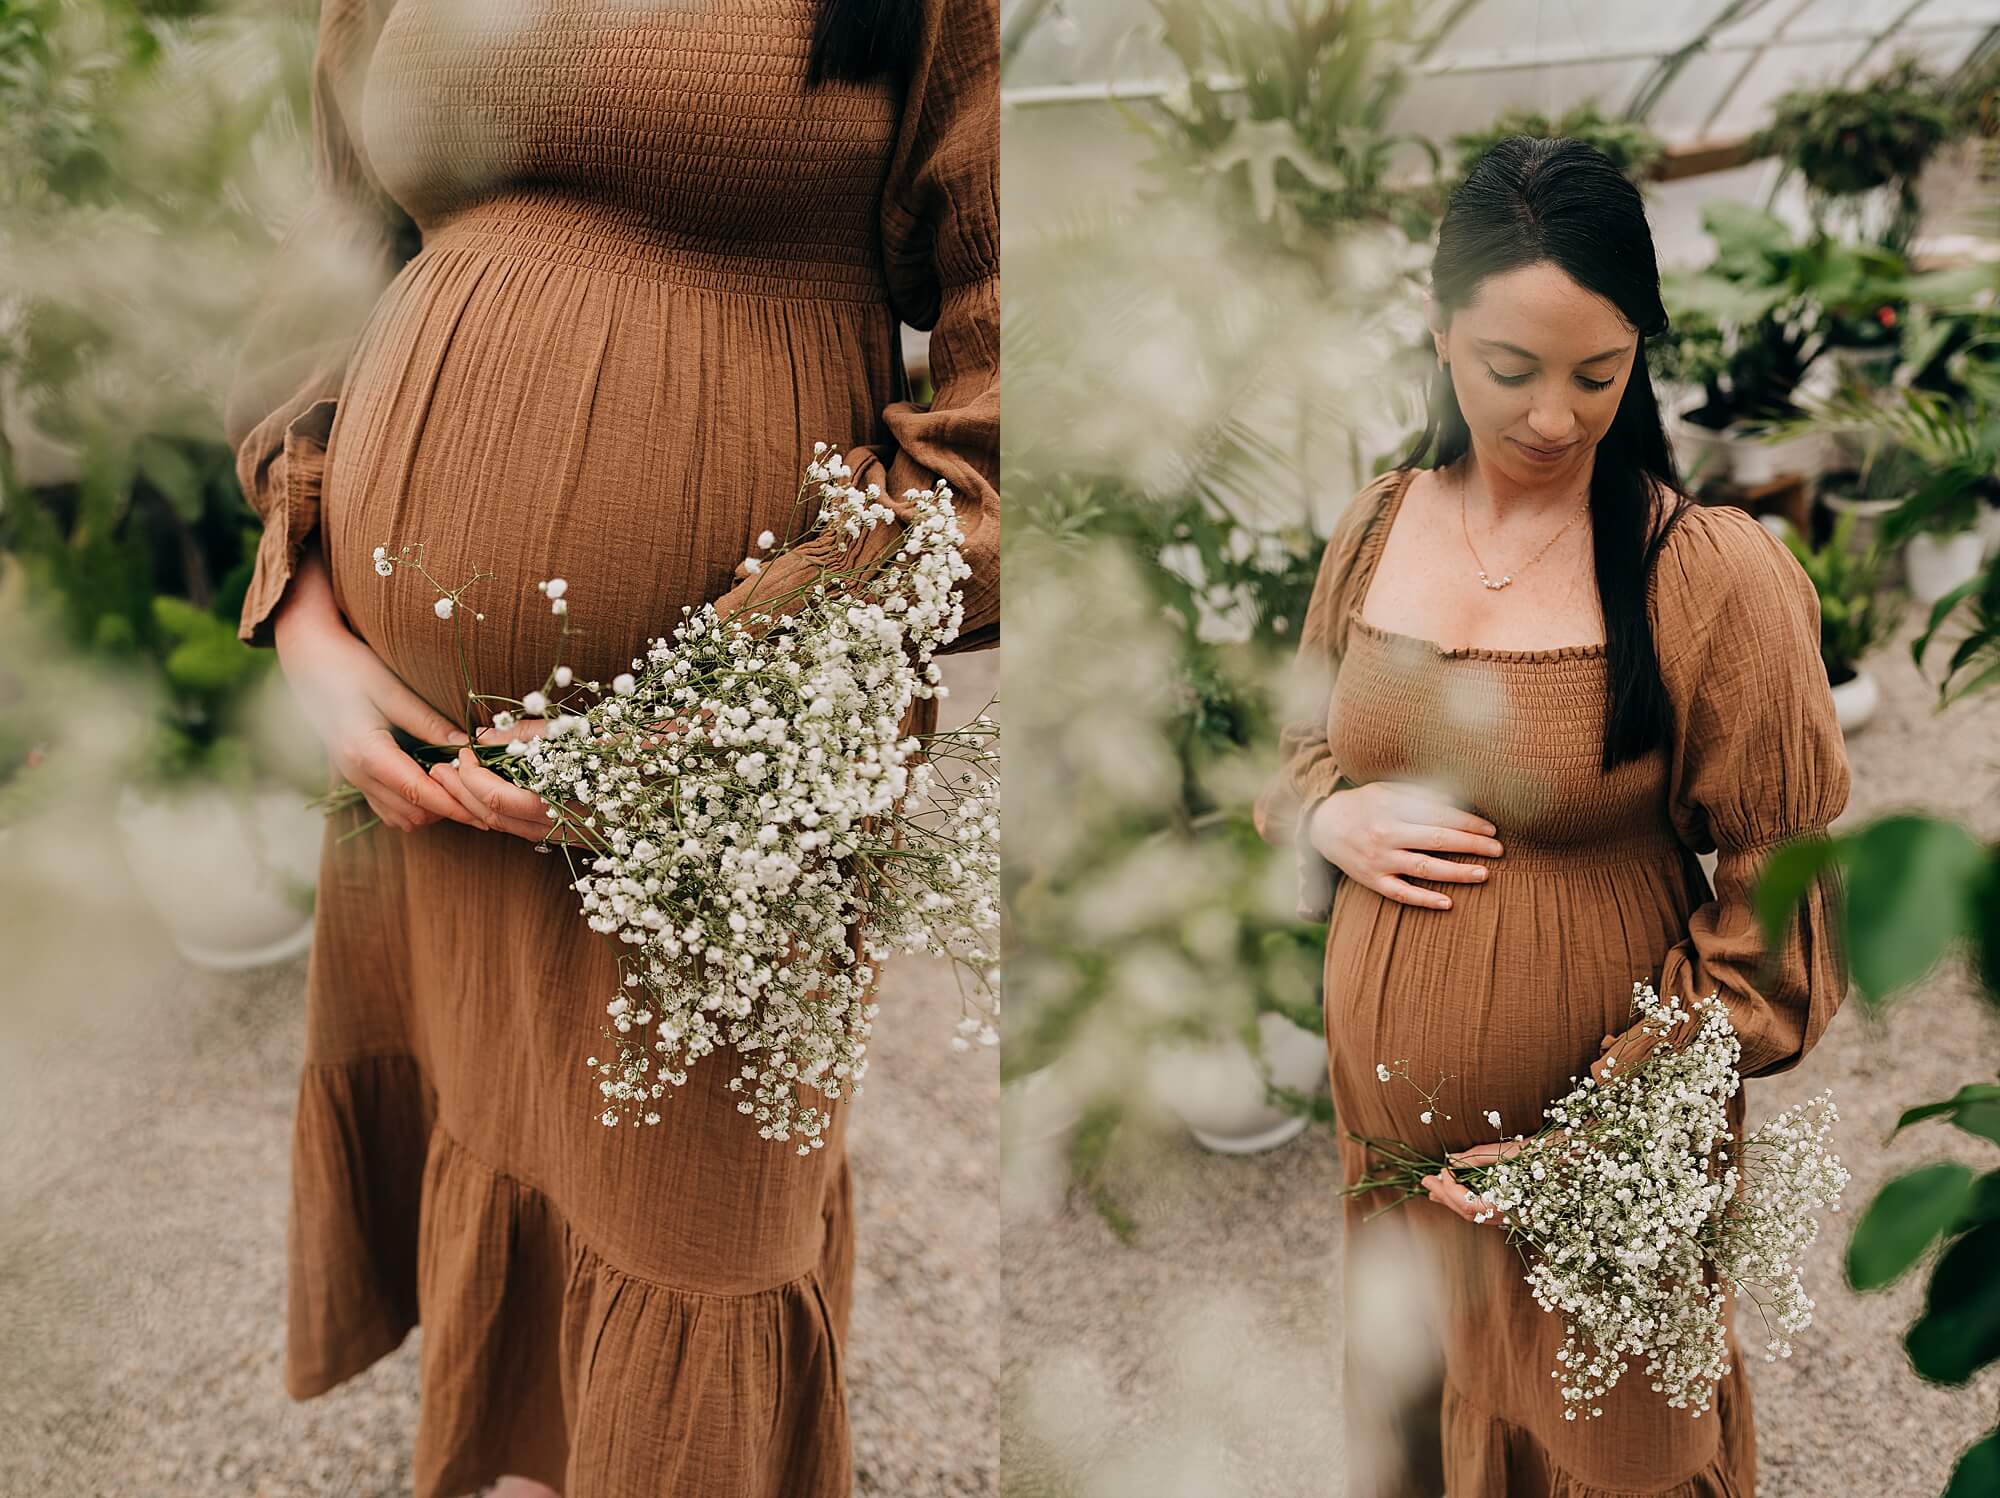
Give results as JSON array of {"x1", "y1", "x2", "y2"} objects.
[{"x1": 1457, "y1": 464, "x2": 1590, "y2": 591}]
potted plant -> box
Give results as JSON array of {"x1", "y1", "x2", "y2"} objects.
[
  {"x1": 1819, "y1": 440, "x2": 1931, "y2": 555},
  {"x1": 1755, "y1": 56, "x2": 1955, "y2": 252},
  {"x1": 1783, "y1": 513, "x2": 1901, "y2": 734},
  {"x1": 1652, "y1": 203, "x2": 1897, "y2": 484},
  {"x1": 1450, "y1": 102, "x2": 1664, "y2": 190},
  {"x1": 1789, "y1": 384, "x2": 2000, "y2": 604}
]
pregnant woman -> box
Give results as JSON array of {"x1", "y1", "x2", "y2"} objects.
[
  {"x1": 222, "y1": 2, "x2": 997, "y2": 1495},
  {"x1": 1259, "y1": 138, "x2": 1849, "y2": 1496}
]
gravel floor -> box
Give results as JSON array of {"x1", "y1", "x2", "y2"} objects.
[
  {"x1": 0, "y1": 652, "x2": 998, "y2": 1497},
  {"x1": 1002, "y1": 607, "x2": 2000, "y2": 1498}
]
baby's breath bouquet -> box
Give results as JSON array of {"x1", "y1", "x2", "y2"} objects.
[
  {"x1": 1346, "y1": 982, "x2": 1848, "y2": 1422},
  {"x1": 318, "y1": 445, "x2": 1000, "y2": 1153}
]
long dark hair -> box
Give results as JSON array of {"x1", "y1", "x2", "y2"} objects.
[
  {"x1": 807, "y1": 0, "x2": 921, "y2": 86},
  {"x1": 1400, "y1": 136, "x2": 1691, "y2": 771}
]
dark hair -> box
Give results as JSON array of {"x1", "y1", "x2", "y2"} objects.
[
  {"x1": 1400, "y1": 135, "x2": 1691, "y2": 771},
  {"x1": 807, "y1": 0, "x2": 921, "y2": 86}
]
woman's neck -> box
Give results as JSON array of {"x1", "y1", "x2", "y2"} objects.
[{"x1": 1461, "y1": 441, "x2": 1594, "y2": 524}]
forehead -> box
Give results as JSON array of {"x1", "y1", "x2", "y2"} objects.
[{"x1": 1452, "y1": 262, "x2": 1632, "y2": 354}]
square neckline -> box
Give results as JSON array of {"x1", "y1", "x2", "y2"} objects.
[{"x1": 1347, "y1": 464, "x2": 1611, "y2": 665}]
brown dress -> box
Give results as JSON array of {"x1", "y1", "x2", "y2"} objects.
[
  {"x1": 220, "y1": 2, "x2": 997, "y2": 1495},
  {"x1": 1257, "y1": 467, "x2": 1850, "y2": 1497}
]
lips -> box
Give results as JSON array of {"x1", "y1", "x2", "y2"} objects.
[{"x1": 1513, "y1": 438, "x2": 1573, "y2": 459}]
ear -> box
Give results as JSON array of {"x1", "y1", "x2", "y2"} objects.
[{"x1": 1425, "y1": 294, "x2": 1449, "y2": 366}]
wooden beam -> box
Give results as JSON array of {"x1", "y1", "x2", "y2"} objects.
[{"x1": 1651, "y1": 136, "x2": 1764, "y2": 183}]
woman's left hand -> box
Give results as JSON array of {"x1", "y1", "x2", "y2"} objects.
[{"x1": 424, "y1": 719, "x2": 595, "y2": 846}]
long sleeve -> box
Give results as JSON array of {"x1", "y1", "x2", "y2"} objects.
[
  {"x1": 224, "y1": 0, "x2": 419, "y2": 648},
  {"x1": 1604, "y1": 504, "x2": 1853, "y2": 1079},
  {"x1": 1252, "y1": 470, "x2": 1401, "y2": 923},
  {"x1": 712, "y1": 0, "x2": 999, "y2": 654}
]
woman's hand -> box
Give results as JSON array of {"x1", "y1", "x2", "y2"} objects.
[
  {"x1": 1308, "y1": 780, "x2": 1504, "y2": 911},
  {"x1": 272, "y1": 552, "x2": 485, "y2": 835},
  {"x1": 1422, "y1": 1145, "x2": 1516, "y2": 1228},
  {"x1": 426, "y1": 712, "x2": 711, "y2": 847}
]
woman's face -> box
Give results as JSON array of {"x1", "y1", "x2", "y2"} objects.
[{"x1": 1429, "y1": 261, "x2": 1639, "y2": 487}]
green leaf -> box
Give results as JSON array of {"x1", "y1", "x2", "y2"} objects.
[
  {"x1": 1905, "y1": 1222, "x2": 2000, "y2": 1384},
  {"x1": 1892, "y1": 1084, "x2": 2000, "y2": 1140},
  {"x1": 1848, "y1": 1162, "x2": 1977, "y2": 1291},
  {"x1": 1961, "y1": 1171, "x2": 2000, "y2": 1230},
  {"x1": 1755, "y1": 835, "x2": 1842, "y2": 954},
  {"x1": 1841, "y1": 815, "x2": 1988, "y2": 1005},
  {"x1": 1942, "y1": 1427, "x2": 2000, "y2": 1498}
]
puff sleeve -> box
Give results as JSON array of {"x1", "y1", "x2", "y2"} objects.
[
  {"x1": 712, "y1": 0, "x2": 999, "y2": 654},
  {"x1": 1252, "y1": 470, "x2": 1402, "y2": 924},
  {"x1": 1604, "y1": 505, "x2": 1854, "y2": 1079},
  {"x1": 223, "y1": 0, "x2": 419, "y2": 648}
]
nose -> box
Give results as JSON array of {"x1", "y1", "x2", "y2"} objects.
[{"x1": 1526, "y1": 402, "x2": 1577, "y2": 445}]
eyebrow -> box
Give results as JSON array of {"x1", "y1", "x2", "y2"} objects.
[{"x1": 1477, "y1": 339, "x2": 1631, "y2": 365}]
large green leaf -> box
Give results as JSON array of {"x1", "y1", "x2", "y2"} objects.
[
  {"x1": 1892, "y1": 1083, "x2": 2000, "y2": 1147},
  {"x1": 1848, "y1": 1162, "x2": 1977, "y2": 1291},
  {"x1": 1840, "y1": 815, "x2": 1988, "y2": 1006},
  {"x1": 1962, "y1": 1171, "x2": 2000, "y2": 1230},
  {"x1": 1942, "y1": 1426, "x2": 2000, "y2": 1498},
  {"x1": 1905, "y1": 1223, "x2": 2000, "y2": 1384}
]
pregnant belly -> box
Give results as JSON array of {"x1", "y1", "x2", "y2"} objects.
[
  {"x1": 1322, "y1": 852, "x2": 1697, "y2": 1154},
  {"x1": 319, "y1": 231, "x2": 898, "y2": 724}
]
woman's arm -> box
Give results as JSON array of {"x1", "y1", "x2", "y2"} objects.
[
  {"x1": 1599, "y1": 506, "x2": 1853, "y2": 1079},
  {"x1": 711, "y1": 0, "x2": 998, "y2": 653},
  {"x1": 226, "y1": 0, "x2": 421, "y2": 648}
]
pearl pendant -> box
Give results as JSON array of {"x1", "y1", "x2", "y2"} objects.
[{"x1": 1478, "y1": 571, "x2": 1513, "y2": 591}]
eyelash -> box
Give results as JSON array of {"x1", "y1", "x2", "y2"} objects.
[{"x1": 1485, "y1": 366, "x2": 1614, "y2": 393}]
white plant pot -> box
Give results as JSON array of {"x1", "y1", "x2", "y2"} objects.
[
  {"x1": 1979, "y1": 504, "x2": 2000, "y2": 562},
  {"x1": 1668, "y1": 409, "x2": 1735, "y2": 485},
  {"x1": 1822, "y1": 490, "x2": 1904, "y2": 555},
  {"x1": 1904, "y1": 529, "x2": 1987, "y2": 606},
  {"x1": 1730, "y1": 428, "x2": 1826, "y2": 488},
  {"x1": 114, "y1": 777, "x2": 322, "y2": 970},
  {"x1": 1829, "y1": 667, "x2": 1880, "y2": 735},
  {"x1": 1149, "y1": 1009, "x2": 1328, "y2": 1155}
]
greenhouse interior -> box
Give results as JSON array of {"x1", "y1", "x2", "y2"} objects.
[{"x1": 1004, "y1": 3, "x2": 2000, "y2": 1496}]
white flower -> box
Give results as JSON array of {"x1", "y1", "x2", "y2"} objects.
[
  {"x1": 742, "y1": 557, "x2": 762, "y2": 575},
  {"x1": 493, "y1": 710, "x2": 516, "y2": 731},
  {"x1": 522, "y1": 690, "x2": 548, "y2": 716},
  {"x1": 544, "y1": 577, "x2": 567, "y2": 599},
  {"x1": 434, "y1": 597, "x2": 454, "y2": 620},
  {"x1": 374, "y1": 558, "x2": 394, "y2": 577},
  {"x1": 1486, "y1": 1110, "x2": 1502, "y2": 1130},
  {"x1": 1420, "y1": 1110, "x2": 1434, "y2": 1124},
  {"x1": 555, "y1": 666, "x2": 573, "y2": 687},
  {"x1": 757, "y1": 530, "x2": 776, "y2": 549},
  {"x1": 372, "y1": 545, "x2": 387, "y2": 560},
  {"x1": 1376, "y1": 1063, "x2": 1392, "y2": 1083},
  {"x1": 613, "y1": 673, "x2": 636, "y2": 696},
  {"x1": 551, "y1": 598, "x2": 568, "y2": 615}
]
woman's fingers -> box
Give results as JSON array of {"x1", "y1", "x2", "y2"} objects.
[
  {"x1": 1397, "y1": 823, "x2": 1504, "y2": 858},
  {"x1": 375, "y1": 678, "x2": 471, "y2": 750},
  {"x1": 1375, "y1": 875, "x2": 1453, "y2": 911},
  {"x1": 354, "y1": 731, "x2": 482, "y2": 827},
  {"x1": 1446, "y1": 1141, "x2": 1520, "y2": 1168},
  {"x1": 1380, "y1": 783, "x2": 1497, "y2": 837},
  {"x1": 451, "y1": 748, "x2": 550, "y2": 821},
  {"x1": 1396, "y1": 851, "x2": 1490, "y2": 885},
  {"x1": 429, "y1": 760, "x2": 592, "y2": 846},
  {"x1": 1419, "y1": 1168, "x2": 1503, "y2": 1226}
]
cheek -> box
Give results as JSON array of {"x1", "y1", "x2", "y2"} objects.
[{"x1": 1450, "y1": 369, "x2": 1518, "y2": 433}]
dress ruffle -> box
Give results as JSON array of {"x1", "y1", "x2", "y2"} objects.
[
  {"x1": 1441, "y1": 1376, "x2": 1753, "y2": 1498},
  {"x1": 287, "y1": 1055, "x2": 852, "y2": 1498}
]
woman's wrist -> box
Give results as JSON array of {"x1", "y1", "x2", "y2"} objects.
[{"x1": 272, "y1": 545, "x2": 346, "y2": 652}]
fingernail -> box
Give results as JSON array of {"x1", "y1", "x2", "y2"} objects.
[
  {"x1": 1473, "y1": 867, "x2": 1487, "y2": 880},
  {"x1": 1439, "y1": 896, "x2": 1453, "y2": 909}
]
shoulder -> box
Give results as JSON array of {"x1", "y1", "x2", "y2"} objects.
[
  {"x1": 1324, "y1": 466, "x2": 1411, "y2": 559},
  {"x1": 1648, "y1": 500, "x2": 1820, "y2": 673}
]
